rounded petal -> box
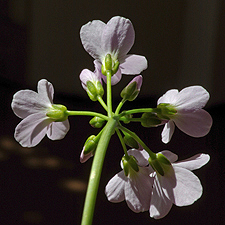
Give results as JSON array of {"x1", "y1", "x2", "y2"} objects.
[
  {"x1": 102, "y1": 16, "x2": 135, "y2": 60},
  {"x1": 161, "y1": 120, "x2": 175, "y2": 144},
  {"x1": 163, "y1": 167, "x2": 203, "y2": 206},
  {"x1": 105, "y1": 170, "x2": 126, "y2": 203},
  {"x1": 150, "y1": 176, "x2": 173, "y2": 219},
  {"x1": 157, "y1": 89, "x2": 179, "y2": 105},
  {"x1": 174, "y1": 109, "x2": 213, "y2": 137},
  {"x1": 127, "y1": 149, "x2": 150, "y2": 167},
  {"x1": 119, "y1": 54, "x2": 148, "y2": 75},
  {"x1": 47, "y1": 119, "x2": 70, "y2": 140},
  {"x1": 80, "y1": 148, "x2": 93, "y2": 163},
  {"x1": 125, "y1": 167, "x2": 153, "y2": 212},
  {"x1": 175, "y1": 86, "x2": 210, "y2": 111},
  {"x1": 80, "y1": 19, "x2": 106, "y2": 61},
  {"x1": 173, "y1": 153, "x2": 210, "y2": 171},
  {"x1": 37, "y1": 79, "x2": 54, "y2": 104},
  {"x1": 160, "y1": 150, "x2": 178, "y2": 163},
  {"x1": 14, "y1": 113, "x2": 52, "y2": 147}
]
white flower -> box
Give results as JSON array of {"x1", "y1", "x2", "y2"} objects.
[
  {"x1": 157, "y1": 86, "x2": 213, "y2": 143},
  {"x1": 80, "y1": 16, "x2": 147, "y2": 85},
  {"x1": 149, "y1": 150, "x2": 210, "y2": 219},
  {"x1": 11, "y1": 79, "x2": 70, "y2": 147},
  {"x1": 105, "y1": 149, "x2": 154, "y2": 212}
]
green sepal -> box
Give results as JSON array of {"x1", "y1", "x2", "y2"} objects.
[
  {"x1": 46, "y1": 104, "x2": 68, "y2": 122},
  {"x1": 89, "y1": 116, "x2": 106, "y2": 128},
  {"x1": 112, "y1": 60, "x2": 119, "y2": 75},
  {"x1": 123, "y1": 133, "x2": 139, "y2": 149},
  {"x1": 157, "y1": 103, "x2": 177, "y2": 120},
  {"x1": 86, "y1": 81, "x2": 104, "y2": 101},
  {"x1": 141, "y1": 112, "x2": 162, "y2": 127},
  {"x1": 148, "y1": 157, "x2": 164, "y2": 176},
  {"x1": 120, "y1": 82, "x2": 139, "y2": 101},
  {"x1": 122, "y1": 155, "x2": 139, "y2": 177},
  {"x1": 83, "y1": 135, "x2": 97, "y2": 154}
]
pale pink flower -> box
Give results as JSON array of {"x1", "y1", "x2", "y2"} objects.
[
  {"x1": 11, "y1": 79, "x2": 70, "y2": 147},
  {"x1": 149, "y1": 150, "x2": 210, "y2": 219},
  {"x1": 105, "y1": 149, "x2": 154, "y2": 212},
  {"x1": 80, "y1": 16, "x2": 147, "y2": 85},
  {"x1": 157, "y1": 86, "x2": 213, "y2": 143}
]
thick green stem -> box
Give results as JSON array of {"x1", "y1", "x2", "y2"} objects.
[{"x1": 81, "y1": 118, "x2": 117, "y2": 225}]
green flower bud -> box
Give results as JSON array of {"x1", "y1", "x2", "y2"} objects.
[
  {"x1": 157, "y1": 103, "x2": 177, "y2": 120},
  {"x1": 141, "y1": 112, "x2": 162, "y2": 127},
  {"x1": 120, "y1": 113, "x2": 133, "y2": 124},
  {"x1": 83, "y1": 135, "x2": 97, "y2": 154},
  {"x1": 123, "y1": 133, "x2": 139, "y2": 149},
  {"x1": 122, "y1": 155, "x2": 139, "y2": 177},
  {"x1": 46, "y1": 104, "x2": 68, "y2": 122},
  {"x1": 89, "y1": 116, "x2": 106, "y2": 128},
  {"x1": 86, "y1": 81, "x2": 104, "y2": 101}
]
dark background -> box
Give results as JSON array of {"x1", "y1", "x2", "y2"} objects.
[{"x1": 0, "y1": 1, "x2": 224, "y2": 224}]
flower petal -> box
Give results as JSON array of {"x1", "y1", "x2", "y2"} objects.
[
  {"x1": 125, "y1": 167, "x2": 153, "y2": 212},
  {"x1": 105, "y1": 170, "x2": 126, "y2": 203},
  {"x1": 161, "y1": 120, "x2": 175, "y2": 143},
  {"x1": 119, "y1": 54, "x2": 148, "y2": 74},
  {"x1": 47, "y1": 119, "x2": 70, "y2": 140},
  {"x1": 173, "y1": 153, "x2": 210, "y2": 171},
  {"x1": 174, "y1": 109, "x2": 212, "y2": 137},
  {"x1": 160, "y1": 150, "x2": 178, "y2": 163},
  {"x1": 80, "y1": 148, "x2": 93, "y2": 163},
  {"x1": 80, "y1": 19, "x2": 106, "y2": 61},
  {"x1": 102, "y1": 16, "x2": 135, "y2": 60},
  {"x1": 14, "y1": 113, "x2": 52, "y2": 147},
  {"x1": 175, "y1": 86, "x2": 210, "y2": 111},
  {"x1": 101, "y1": 68, "x2": 122, "y2": 85},
  {"x1": 162, "y1": 167, "x2": 203, "y2": 206},
  {"x1": 127, "y1": 149, "x2": 150, "y2": 167},
  {"x1": 157, "y1": 89, "x2": 179, "y2": 105},
  {"x1": 149, "y1": 175, "x2": 173, "y2": 219},
  {"x1": 37, "y1": 79, "x2": 54, "y2": 104}
]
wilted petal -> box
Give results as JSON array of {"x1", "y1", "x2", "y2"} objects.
[
  {"x1": 47, "y1": 119, "x2": 70, "y2": 140},
  {"x1": 174, "y1": 109, "x2": 212, "y2": 137},
  {"x1": 102, "y1": 16, "x2": 135, "y2": 60},
  {"x1": 166, "y1": 167, "x2": 203, "y2": 206},
  {"x1": 105, "y1": 170, "x2": 126, "y2": 203},
  {"x1": 125, "y1": 167, "x2": 153, "y2": 212},
  {"x1": 157, "y1": 89, "x2": 179, "y2": 105},
  {"x1": 120, "y1": 54, "x2": 147, "y2": 75},
  {"x1": 80, "y1": 20, "x2": 106, "y2": 61},
  {"x1": 173, "y1": 153, "x2": 210, "y2": 171},
  {"x1": 14, "y1": 113, "x2": 52, "y2": 147},
  {"x1": 37, "y1": 79, "x2": 54, "y2": 104},
  {"x1": 161, "y1": 120, "x2": 175, "y2": 143},
  {"x1": 175, "y1": 86, "x2": 209, "y2": 111},
  {"x1": 150, "y1": 175, "x2": 173, "y2": 219}
]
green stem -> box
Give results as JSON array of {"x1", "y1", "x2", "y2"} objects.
[
  {"x1": 115, "y1": 99, "x2": 126, "y2": 115},
  {"x1": 122, "y1": 108, "x2": 159, "y2": 115},
  {"x1": 97, "y1": 96, "x2": 108, "y2": 112},
  {"x1": 66, "y1": 111, "x2": 108, "y2": 121},
  {"x1": 115, "y1": 128, "x2": 128, "y2": 158},
  {"x1": 81, "y1": 118, "x2": 117, "y2": 225},
  {"x1": 118, "y1": 125, "x2": 156, "y2": 160},
  {"x1": 106, "y1": 71, "x2": 113, "y2": 118}
]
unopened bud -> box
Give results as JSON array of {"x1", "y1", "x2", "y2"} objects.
[{"x1": 89, "y1": 116, "x2": 106, "y2": 128}]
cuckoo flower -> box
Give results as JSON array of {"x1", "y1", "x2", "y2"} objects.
[
  {"x1": 149, "y1": 150, "x2": 210, "y2": 219},
  {"x1": 105, "y1": 149, "x2": 154, "y2": 212},
  {"x1": 157, "y1": 86, "x2": 213, "y2": 143},
  {"x1": 11, "y1": 79, "x2": 70, "y2": 147},
  {"x1": 80, "y1": 16, "x2": 147, "y2": 85}
]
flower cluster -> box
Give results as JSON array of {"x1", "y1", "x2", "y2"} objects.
[
  {"x1": 11, "y1": 15, "x2": 213, "y2": 224},
  {"x1": 105, "y1": 149, "x2": 210, "y2": 219}
]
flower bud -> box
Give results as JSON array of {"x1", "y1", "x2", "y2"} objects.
[
  {"x1": 120, "y1": 75, "x2": 142, "y2": 101},
  {"x1": 46, "y1": 104, "x2": 68, "y2": 122},
  {"x1": 141, "y1": 112, "x2": 162, "y2": 127},
  {"x1": 83, "y1": 135, "x2": 97, "y2": 154},
  {"x1": 123, "y1": 133, "x2": 139, "y2": 149},
  {"x1": 89, "y1": 116, "x2": 106, "y2": 128},
  {"x1": 86, "y1": 81, "x2": 104, "y2": 101}
]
